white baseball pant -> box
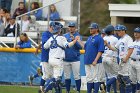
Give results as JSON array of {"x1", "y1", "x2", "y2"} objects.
[
  {"x1": 130, "y1": 59, "x2": 140, "y2": 84},
  {"x1": 118, "y1": 58, "x2": 131, "y2": 76},
  {"x1": 85, "y1": 63, "x2": 105, "y2": 83},
  {"x1": 41, "y1": 62, "x2": 52, "y2": 80},
  {"x1": 63, "y1": 61, "x2": 81, "y2": 80},
  {"x1": 102, "y1": 56, "x2": 119, "y2": 78},
  {"x1": 49, "y1": 59, "x2": 63, "y2": 79}
]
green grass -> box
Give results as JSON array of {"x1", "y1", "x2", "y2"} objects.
[{"x1": 0, "y1": 85, "x2": 86, "y2": 93}]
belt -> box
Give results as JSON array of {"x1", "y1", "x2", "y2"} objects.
[{"x1": 131, "y1": 58, "x2": 140, "y2": 61}]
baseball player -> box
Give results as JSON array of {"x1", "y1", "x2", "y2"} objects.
[
  {"x1": 84, "y1": 23, "x2": 105, "y2": 93},
  {"x1": 44, "y1": 22, "x2": 79, "y2": 93},
  {"x1": 130, "y1": 27, "x2": 140, "y2": 93},
  {"x1": 63, "y1": 22, "x2": 82, "y2": 93},
  {"x1": 32, "y1": 22, "x2": 54, "y2": 93},
  {"x1": 102, "y1": 25, "x2": 119, "y2": 93},
  {"x1": 105, "y1": 25, "x2": 134, "y2": 93}
]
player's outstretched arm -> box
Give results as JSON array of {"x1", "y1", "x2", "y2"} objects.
[
  {"x1": 75, "y1": 36, "x2": 85, "y2": 49},
  {"x1": 68, "y1": 39, "x2": 78, "y2": 47}
]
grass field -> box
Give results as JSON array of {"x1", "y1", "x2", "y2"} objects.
[{"x1": 0, "y1": 85, "x2": 87, "y2": 93}]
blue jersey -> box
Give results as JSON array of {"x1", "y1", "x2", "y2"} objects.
[
  {"x1": 50, "y1": 12, "x2": 60, "y2": 21},
  {"x1": 17, "y1": 40, "x2": 31, "y2": 48},
  {"x1": 41, "y1": 31, "x2": 52, "y2": 62},
  {"x1": 64, "y1": 32, "x2": 82, "y2": 62},
  {"x1": 84, "y1": 34, "x2": 104, "y2": 65}
]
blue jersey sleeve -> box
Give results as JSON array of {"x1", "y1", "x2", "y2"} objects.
[
  {"x1": 97, "y1": 37, "x2": 105, "y2": 52},
  {"x1": 42, "y1": 32, "x2": 52, "y2": 45},
  {"x1": 18, "y1": 40, "x2": 31, "y2": 48}
]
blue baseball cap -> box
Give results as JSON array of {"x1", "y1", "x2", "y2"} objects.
[
  {"x1": 134, "y1": 27, "x2": 140, "y2": 33},
  {"x1": 114, "y1": 25, "x2": 127, "y2": 31},
  {"x1": 105, "y1": 25, "x2": 114, "y2": 33},
  {"x1": 52, "y1": 22, "x2": 63, "y2": 33},
  {"x1": 68, "y1": 22, "x2": 76, "y2": 27},
  {"x1": 88, "y1": 23, "x2": 99, "y2": 29}
]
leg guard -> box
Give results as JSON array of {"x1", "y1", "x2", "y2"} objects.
[
  {"x1": 75, "y1": 79, "x2": 81, "y2": 92},
  {"x1": 45, "y1": 78, "x2": 55, "y2": 92},
  {"x1": 54, "y1": 77, "x2": 62, "y2": 93}
]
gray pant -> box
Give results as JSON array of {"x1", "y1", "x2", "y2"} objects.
[{"x1": 63, "y1": 61, "x2": 81, "y2": 80}]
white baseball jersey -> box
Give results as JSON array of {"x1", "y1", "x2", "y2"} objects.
[
  {"x1": 131, "y1": 40, "x2": 140, "y2": 59},
  {"x1": 44, "y1": 35, "x2": 69, "y2": 62},
  {"x1": 103, "y1": 35, "x2": 118, "y2": 57},
  {"x1": 115, "y1": 34, "x2": 133, "y2": 59}
]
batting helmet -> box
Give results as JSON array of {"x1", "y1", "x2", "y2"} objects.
[{"x1": 134, "y1": 27, "x2": 140, "y2": 33}]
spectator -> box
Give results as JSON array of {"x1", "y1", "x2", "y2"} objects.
[
  {"x1": 15, "y1": 33, "x2": 31, "y2": 48},
  {"x1": 13, "y1": 2, "x2": 27, "y2": 18},
  {"x1": 0, "y1": 8, "x2": 8, "y2": 25},
  {"x1": 0, "y1": 8, "x2": 8, "y2": 36},
  {"x1": 47, "y1": 4, "x2": 60, "y2": 21},
  {"x1": 5, "y1": 12, "x2": 11, "y2": 28},
  {"x1": 31, "y1": 2, "x2": 42, "y2": 20},
  {"x1": 20, "y1": 15, "x2": 29, "y2": 32},
  {"x1": 0, "y1": 0, "x2": 12, "y2": 12},
  {"x1": 28, "y1": 15, "x2": 40, "y2": 31},
  {"x1": 4, "y1": 17, "x2": 20, "y2": 37}
]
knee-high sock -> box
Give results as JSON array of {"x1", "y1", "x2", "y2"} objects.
[
  {"x1": 120, "y1": 85, "x2": 125, "y2": 93},
  {"x1": 106, "y1": 77, "x2": 116, "y2": 86},
  {"x1": 112, "y1": 79, "x2": 117, "y2": 93},
  {"x1": 137, "y1": 83, "x2": 140, "y2": 90},
  {"x1": 75, "y1": 79, "x2": 81, "y2": 92},
  {"x1": 65, "y1": 79, "x2": 71, "y2": 92},
  {"x1": 87, "y1": 83, "x2": 93, "y2": 93},
  {"x1": 132, "y1": 84, "x2": 136, "y2": 93},
  {"x1": 40, "y1": 78, "x2": 46, "y2": 86},
  {"x1": 106, "y1": 79, "x2": 111, "y2": 92},
  {"x1": 94, "y1": 82, "x2": 100, "y2": 93}
]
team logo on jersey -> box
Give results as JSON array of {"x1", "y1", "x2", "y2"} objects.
[
  {"x1": 120, "y1": 42, "x2": 125, "y2": 45},
  {"x1": 91, "y1": 37, "x2": 95, "y2": 42}
]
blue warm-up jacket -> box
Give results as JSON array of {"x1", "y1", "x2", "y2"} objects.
[{"x1": 63, "y1": 32, "x2": 82, "y2": 62}]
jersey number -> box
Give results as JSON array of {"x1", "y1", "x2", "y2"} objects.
[{"x1": 50, "y1": 40, "x2": 58, "y2": 49}]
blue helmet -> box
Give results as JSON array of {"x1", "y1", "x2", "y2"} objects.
[
  {"x1": 105, "y1": 25, "x2": 114, "y2": 33},
  {"x1": 101, "y1": 28, "x2": 105, "y2": 34},
  {"x1": 88, "y1": 23, "x2": 99, "y2": 29},
  {"x1": 68, "y1": 22, "x2": 76, "y2": 27},
  {"x1": 114, "y1": 24, "x2": 127, "y2": 31},
  {"x1": 52, "y1": 22, "x2": 63, "y2": 33},
  {"x1": 134, "y1": 27, "x2": 140, "y2": 33}
]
